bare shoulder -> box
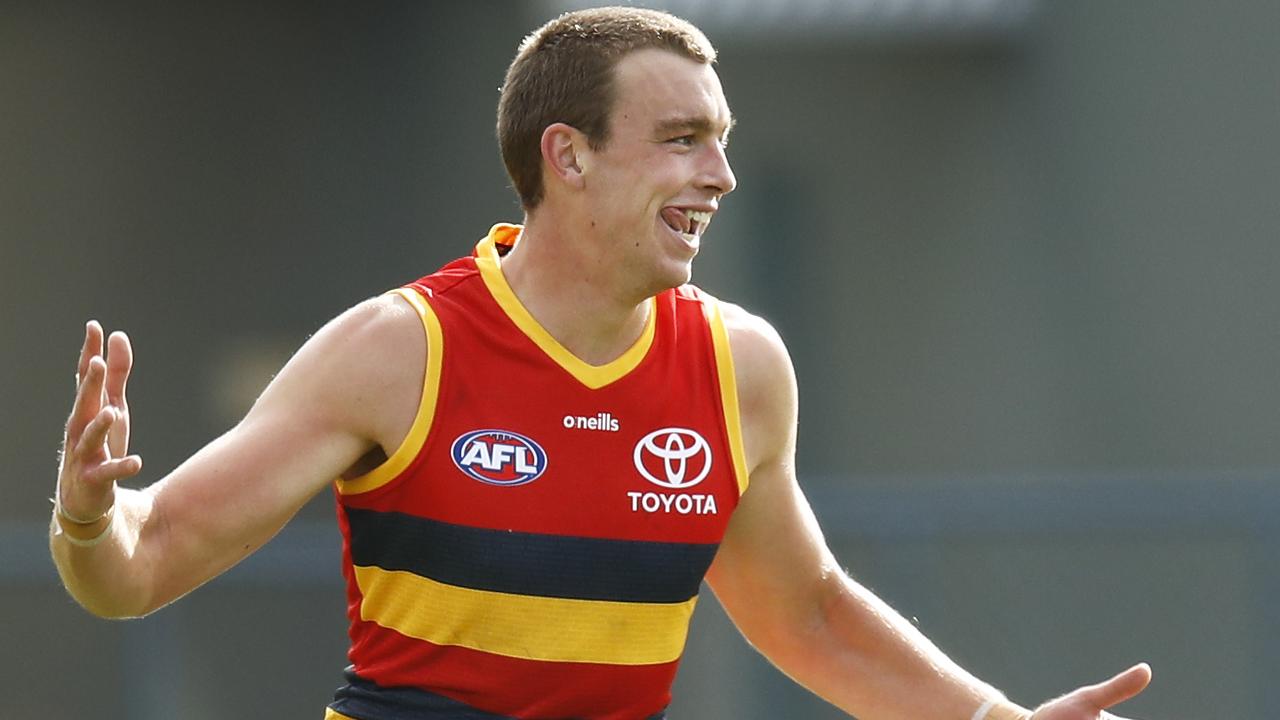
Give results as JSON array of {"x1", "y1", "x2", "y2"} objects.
[
  {"x1": 717, "y1": 300, "x2": 798, "y2": 471},
  {"x1": 255, "y1": 291, "x2": 429, "y2": 450},
  {"x1": 282, "y1": 292, "x2": 424, "y2": 386},
  {"x1": 314, "y1": 291, "x2": 426, "y2": 365},
  {"x1": 719, "y1": 300, "x2": 796, "y2": 406}
]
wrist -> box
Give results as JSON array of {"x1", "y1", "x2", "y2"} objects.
[
  {"x1": 972, "y1": 698, "x2": 1033, "y2": 720},
  {"x1": 52, "y1": 498, "x2": 117, "y2": 547},
  {"x1": 52, "y1": 478, "x2": 116, "y2": 523}
]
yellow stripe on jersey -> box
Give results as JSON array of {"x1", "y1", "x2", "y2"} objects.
[
  {"x1": 336, "y1": 287, "x2": 444, "y2": 495},
  {"x1": 323, "y1": 710, "x2": 357, "y2": 720},
  {"x1": 474, "y1": 224, "x2": 657, "y2": 390},
  {"x1": 706, "y1": 299, "x2": 750, "y2": 496},
  {"x1": 354, "y1": 564, "x2": 698, "y2": 666}
]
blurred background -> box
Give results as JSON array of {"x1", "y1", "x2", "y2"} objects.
[{"x1": 3, "y1": 0, "x2": 1278, "y2": 717}]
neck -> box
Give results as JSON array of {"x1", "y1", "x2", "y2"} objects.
[{"x1": 498, "y1": 214, "x2": 653, "y2": 366}]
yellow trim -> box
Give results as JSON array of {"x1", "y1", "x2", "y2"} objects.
[
  {"x1": 323, "y1": 710, "x2": 356, "y2": 720},
  {"x1": 335, "y1": 288, "x2": 444, "y2": 495},
  {"x1": 354, "y1": 565, "x2": 697, "y2": 666},
  {"x1": 474, "y1": 225, "x2": 656, "y2": 390},
  {"x1": 707, "y1": 299, "x2": 750, "y2": 497}
]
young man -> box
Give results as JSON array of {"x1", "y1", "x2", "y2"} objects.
[{"x1": 52, "y1": 7, "x2": 1154, "y2": 720}]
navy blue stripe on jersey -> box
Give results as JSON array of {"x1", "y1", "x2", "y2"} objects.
[
  {"x1": 343, "y1": 507, "x2": 718, "y2": 604},
  {"x1": 331, "y1": 668, "x2": 668, "y2": 720},
  {"x1": 332, "y1": 667, "x2": 514, "y2": 719}
]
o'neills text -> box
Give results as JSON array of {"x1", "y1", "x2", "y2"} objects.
[{"x1": 562, "y1": 412, "x2": 620, "y2": 432}]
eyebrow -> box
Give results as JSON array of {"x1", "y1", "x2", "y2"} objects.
[{"x1": 654, "y1": 114, "x2": 737, "y2": 139}]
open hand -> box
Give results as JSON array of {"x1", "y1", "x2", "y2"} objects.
[
  {"x1": 57, "y1": 321, "x2": 143, "y2": 522},
  {"x1": 1030, "y1": 664, "x2": 1152, "y2": 720}
]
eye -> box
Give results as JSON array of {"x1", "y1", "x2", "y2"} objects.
[{"x1": 668, "y1": 135, "x2": 695, "y2": 147}]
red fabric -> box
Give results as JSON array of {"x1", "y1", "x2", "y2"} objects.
[{"x1": 336, "y1": 238, "x2": 741, "y2": 719}]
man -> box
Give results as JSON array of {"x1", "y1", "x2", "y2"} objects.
[{"x1": 52, "y1": 7, "x2": 1154, "y2": 720}]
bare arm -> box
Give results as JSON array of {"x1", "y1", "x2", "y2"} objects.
[
  {"x1": 706, "y1": 303, "x2": 1151, "y2": 720},
  {"x1": 50, "y1": 294, "x2": 425, "y2": 618}
]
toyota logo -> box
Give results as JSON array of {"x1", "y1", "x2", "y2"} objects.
[{"x1": 633, "y1": 427, "x2": 712, "y2": 489}]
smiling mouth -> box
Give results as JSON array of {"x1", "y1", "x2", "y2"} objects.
[{"x1": 660, "y1": 208, "x2": 713, "y2": 243}]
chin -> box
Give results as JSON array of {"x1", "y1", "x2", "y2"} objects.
[{"x1": 654, "y1": 259, "x2": 695, "y2": 292}]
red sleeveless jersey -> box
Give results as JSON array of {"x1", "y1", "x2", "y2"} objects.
[{"x1": 327, "y1": 224, "x2": 750, "y2": 720}]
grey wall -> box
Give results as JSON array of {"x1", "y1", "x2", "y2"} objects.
[{"x1": 3, "y1": 1, "x2": 1277, "y2": 717}]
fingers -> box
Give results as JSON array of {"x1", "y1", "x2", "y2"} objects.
[
  {"x1": 80, "y1": 454, "x2": 143, "y2": 486},
  {"x1": 104, "y1": 331, "x2": 134, "y2": 456},
  {"x1": 104, "y1": 331, "x2": 133, "y2": 407},
  {"x1": 76, "y1": 320, "x2": 104, "y2": 387},
  {"x1": 66, "y1": 356, "x2": 107, "y2": 446},
  {"x1": 69, "y1": 321, "x2": 107, "y2": 443},
  {"x1": 74, "y1": 405, "x2": 119, "y2": 464},
  {"x1": 1076, "y1": 664, "x2": 1152, "y2": 710},
  {"x1": 68, "y1": 323, "x2": 133, "y2": 451},
  {"x1": 59, "y1": 322, "x2": 142, "y2": 525},
  {"x1": 62, "y1": 321, "x2": 142, "y2": 500},
  {"x1": 67, "y1": 405, "x2": 143, "y2": 483}
]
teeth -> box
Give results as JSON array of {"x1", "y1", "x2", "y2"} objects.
[{"x1": 683, "y1": 209, "x2": 712, "y2": 225}]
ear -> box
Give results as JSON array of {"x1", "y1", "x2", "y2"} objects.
[{"x1": 540, "y1": 122, "x2": 589, "y2": 192}]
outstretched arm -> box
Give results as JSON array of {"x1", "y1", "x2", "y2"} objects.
[
  {"x1": 50, "y1": 294, "x2": 426, "y2": 618},
  {"x1": 707, "y1": 303, "x2": 1152, "y2": 720}
]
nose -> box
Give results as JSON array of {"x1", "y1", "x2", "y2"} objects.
[{"x1": 700, "y1": 141, "x2": 737, "y2": 197}]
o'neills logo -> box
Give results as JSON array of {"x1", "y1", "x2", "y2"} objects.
[
  {"x1": 562, "y1": 412, "x2": 620, "y2": 432},
  {"x1": 629, "y1": 427, "x2": 717, "y2": 515},
  {"x1": 451, "y1": 429, "x2": 547, "y2": 486}
]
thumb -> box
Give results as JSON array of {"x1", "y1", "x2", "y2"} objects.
[{"x1": 1075, "y1": 663, "x2": 1152, "y2": 710}]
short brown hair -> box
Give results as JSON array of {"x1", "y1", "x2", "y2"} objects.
[{"x1": 497, "y1": 6, "x2": 716, "y2": 210}]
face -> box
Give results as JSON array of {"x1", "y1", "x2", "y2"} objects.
[{"x1": 578, "y1": 48, "x2": 737, "y2": 295}]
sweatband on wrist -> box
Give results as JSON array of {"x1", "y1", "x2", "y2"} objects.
[
  {"x1": 972, "y1": 698, "x2": 1031, "y2": 720},
  {"x1": 53, "y1": 495, "x2": 113, "y2": 525},
  {"x1": 52, "y1": 499, "x2": 116, "y2": 547}
]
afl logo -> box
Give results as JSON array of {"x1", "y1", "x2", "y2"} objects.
[
  {"x1": 451, "y1": 429, "x2": 548, "y2": 486},
  {"x1": 633, "y1": 427, "x2": 712, "y2": 489}
]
